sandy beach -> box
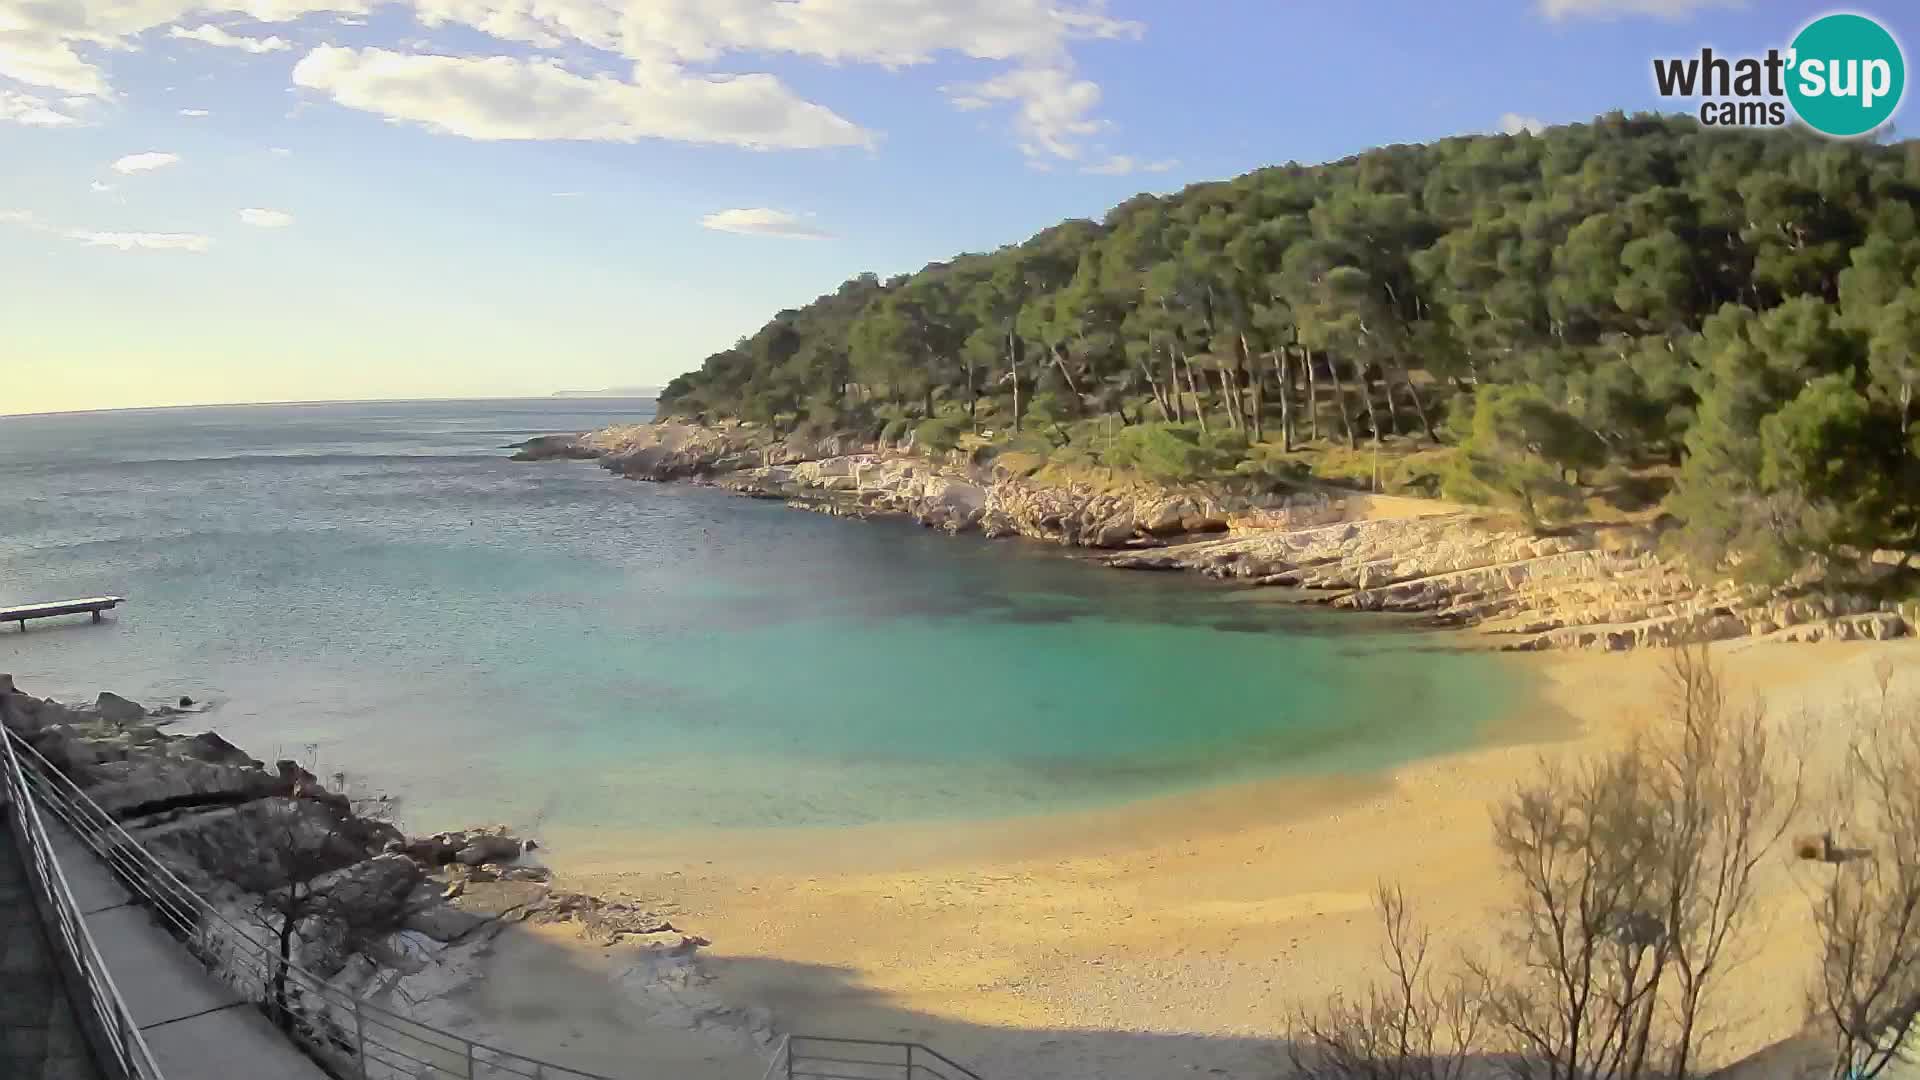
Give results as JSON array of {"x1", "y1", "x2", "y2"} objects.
[{"x1": 501, "y1": 638, "x2": 1920, "y2": 1080}]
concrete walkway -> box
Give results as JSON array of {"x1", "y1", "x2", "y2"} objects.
[
  {"x1": 44, "y1": 821, "x2": 328, "y2": 1080},
  {"x1": 0, "y1": 824, "x2": 99, "y2": 1080}
]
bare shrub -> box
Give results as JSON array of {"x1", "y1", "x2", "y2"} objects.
[
  {"x1": 1297, "y1": 646, "x2": 1801, "y2": 1080},
  {"x1": 1809, "y1": 674, "x2": 1920, "y2": 1079},
  {"x1": 1287, "y1": 883, "x2": 1483, "y2": 1080},
  {"x1": 243, "y1": 749, "x2": 402, "y2": 1032},
  {"x1": 1472, "y1": 646, "x2": 1801, "y2": 1080}
]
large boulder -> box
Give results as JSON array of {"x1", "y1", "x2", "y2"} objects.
[
  {"x1": 1, "y1": 691, "x2": 86, "y2": 737},
  {"x1": 402, "y1": 833, "x2": 464, "y2": 866},
  {"x1": 1140, "y1": 498, "x2": 1193, "y2": 536},
  {"x1": 452, "y1": 833, "x2": 524, "y2": 866},
  {"x1": 1081, "y1": 509, "x2": 1138, "y2": 549},
  {"x1": 509, "y1": 435, "x2": 597, "y2": 462},
  {"x1": 134, "y1": 798, "x2": 368, "y2": 895},
  {"x1": 84, "y1": 756, "x2": 283, "y2": 817},
  {"x1": 307, "y1": 854, "x2": 424, "y2": 929},
  {"x1": 176, "y1": 732, "x2": 261, "y2": 769},
  {"x1": 402, "y1": 903, "x2": 494, "y2": 943},
  {"x1": 95, "y1": 692, "x2": 148, "y2": 722},
  {"x1": 25, "y1": 725, "x2": 101, "y2": 774}
]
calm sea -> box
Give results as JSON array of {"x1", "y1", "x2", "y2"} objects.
[{"x1": 0, "y1": 399, "x2": 1524, "y2": 837}]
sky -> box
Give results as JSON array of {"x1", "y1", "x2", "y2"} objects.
[{"x1": 2, "y1": 0, "x2": 1914, "y2": 414}]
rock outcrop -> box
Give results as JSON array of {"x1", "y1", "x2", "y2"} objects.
[
  {"x1": 1092, "y1": 514, "x2": 1915, "y2": 651},
  {"x1": 0, "y1": 679, "x2": 720, "y2": 1077},
  {"x1": 506, "y1": 434, "x2": 601, "y2": 461},
  {"x1": 528, "y1": 420, "x2": 1917, "y2": 652}
]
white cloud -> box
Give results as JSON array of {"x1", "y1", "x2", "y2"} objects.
[
  {"x1": 179, "y1": 107, "x2": 211, "y2": 117},
  {"x1": 0, "y1": 37, "x2": 109, "y2": 97},
  {"x1": 0, "y1": 1, "x2": 364, "y2": 97},
  {"x1": 1499, "y1": 112, "x2": 1548, "y2": 136},
  {"x1": 112, "y1": 151, "x2": 180, "y2": 173},
  {"x1": 1, "y1": 0, "x2": 1144, "y2": 159},
  {"x1": 0, "y1": 89, "x2": 82, "y2": 126},
  {"x1": 68, "y1": 230, "x2": 211, "y2": 252},
  {"x1": 1538, "y1": 0, "x2": 1742, "y2": 17},
  {"x1": 168, "y1": 23, "x2": 295, "y2": 52},
  {"x1": 4, "y1": 209, "x2": 205, "y2": 250},
  {"x1": 1082, "y1": 154, "x2": 1179, "y2": 176},
  {"x1": 551, "y1": 190, "x2": 582, "y2": 197},
  {"x1": 944, "y1": 65, "x2": 1103, "y2": 161},
  {"x1": 589, "y1": 0, "x2": 1141, "y2": 67},
  {"x1": 269, "y1": 146, "x2": 293, "y2": 156},
  {"x1": 699, "y1": 207, "x2": 831, "y2": 239},
  {"x1": 291, "y1": 46, "x2": 873, "y2": 148},
  {"x1": 239, "y1": 207, "x2": 294, "y2": 227},
  {"x1": 90, "y1": 180, "x2": 115, "y2": 192}
]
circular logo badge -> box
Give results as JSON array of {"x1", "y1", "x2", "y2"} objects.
[{"x1": 1788, "y1": 13, "x2": 1905, "y2": 138}]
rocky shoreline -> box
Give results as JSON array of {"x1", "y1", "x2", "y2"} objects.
[
  {"x1": 0, "y1": 676, "x2": 774, "y2": 1076},
  {"x1": 520, "y1": 421, "x2": 1919, "y2": 652}
]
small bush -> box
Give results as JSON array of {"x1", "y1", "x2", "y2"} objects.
[
  {"x1": 915, "y1": 415, "x2": 967, "y2": 453},
  {"x1": 1207, "y1": 429, "x2": 1251, "y2": 459},
  {"x1": 1003, "y1": 430, "x2": 1058, "y2": 457},
  {"x1": 1046, "y1": 444, "x2": 1099, "y2": 471},
  {"x1": 1443, "y1": 385, "x2": 1603, "y2": 527},
  {"x1": 1103, "y1": 423, "x2": 1243, "y2": 484},
  {"x1": 991, "y1": 450, "x2": 1047, "y2": 477},
  {"x1": 1022, "y1": 391, "x2": 1075, "y2": 447},
  {"x1": 1241, "y1": 444, "x2": 1314, "y2": 487}
]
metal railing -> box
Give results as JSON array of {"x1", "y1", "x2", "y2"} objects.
[
  {"x1": 780, "y1": 1036, "x2": 984, "y2": 1080},
  {"x1": 0, "y1": 723, "x2": 164, "y2": 1080},
  {"x1": 6, "y1": 726, "x2": 617, "y2": 1080}
]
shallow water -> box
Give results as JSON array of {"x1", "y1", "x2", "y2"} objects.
[{"x1": 0, "y1": 399, "x2": 1525, "y2": 835}]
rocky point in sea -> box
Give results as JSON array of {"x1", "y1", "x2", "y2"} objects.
[
  {"x1": 514, "y1": 420, "x2": 1919, "y2": 653},
  {"x1": 0, "y1": 675, "x2": 773, "y2": 1076}
]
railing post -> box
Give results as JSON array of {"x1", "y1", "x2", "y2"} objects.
[
  {"x1": 786, "y1": 1036, "x2": 795, "y2": 1080},
  {"x1": 907, "y1": 1043, "x2": 914, "y2": 1079},
  {"x1": 354, "y1": 996, "x2": 367, "y2": 1078},
  {"x1": 9, "y1": 725, "x2": 624, "y2": 1080}
]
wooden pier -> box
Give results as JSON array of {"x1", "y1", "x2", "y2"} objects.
[{"x1": 3, "y1": 597, "x2": 126, "y2": 631}]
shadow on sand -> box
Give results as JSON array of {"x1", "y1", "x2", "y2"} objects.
[
  {"x1": 442, "y1": 921, "x2": 1823, "y2": 1080},
  {"x1": 440, "y1": 922, "x2": 1302, "y2": 1080}
]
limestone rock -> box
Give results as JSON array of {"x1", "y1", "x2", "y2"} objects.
[
  {"x1": 84, "y1": 756, "x2": 283, "y2": 817},
  {"x1": 308, "y1": 854, "x2": 424, "y2": 929},
  {"x1": 403, "y1": 903, "x2": 494, "y2": 943},
  {"x1": 509, "y1": 434, "x2": 597, "y2": 461},
  {"x1": 453, "y1": 833, "x2": 523, "y2": 866},
  {"x1": 176, "y1": 731, "x2": 261, "y2": 768},
  {"x1": 574, "y1": 420, "x2": 1909, "y2": 657},
  {"x1": 95, "y1": 691, "x2": 147, "y2": 722},
  {"x1": 449, "y1": 879, "x2": 551, "y2": 920}
]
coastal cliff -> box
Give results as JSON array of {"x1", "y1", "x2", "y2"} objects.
[
  {"x1": 0, "y1": 676, "x2": 775, "y2": 1074},
  {"x1": 523, "y1": 422, "x2": 1919, "y2": 652}
]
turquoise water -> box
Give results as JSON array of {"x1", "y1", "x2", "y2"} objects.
[{"x1": 0, "y1": 400, "x2": 1524, "y2": 834}]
